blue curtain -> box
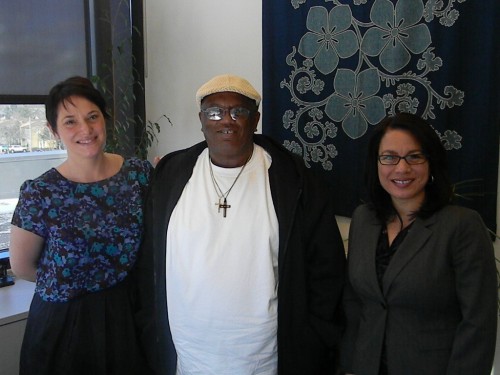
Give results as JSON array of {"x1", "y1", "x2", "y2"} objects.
[{"x1": 262, "y1": 0, "x2": 500, "y2": 231}]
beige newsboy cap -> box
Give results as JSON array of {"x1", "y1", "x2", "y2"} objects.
[{"x1": 196, "y1": 74, "x2": 261, "y2": 108}]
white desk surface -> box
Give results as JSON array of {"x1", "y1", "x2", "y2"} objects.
[{"x1": 0, "y1": 277, "x2": 34, "y2": 326}]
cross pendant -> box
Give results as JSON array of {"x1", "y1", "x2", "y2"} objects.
[{"x1": 216, "y1": 198, "x2": 231, "y2": 217}]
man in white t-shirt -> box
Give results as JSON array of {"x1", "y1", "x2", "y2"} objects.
[{"x1": 136, "y1": 74, "x2": 346, "y2": 375}]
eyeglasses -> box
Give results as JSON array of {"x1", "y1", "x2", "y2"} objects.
[
  {"x1": 201, "y1": 107, "x2": 252, "y2": 121},
  {"x1": 378, "y1": 153, "x2": 428, "y2": 165}
]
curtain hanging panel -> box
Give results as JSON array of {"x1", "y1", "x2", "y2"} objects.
[{"x1": 263, "y1": 0, "x2": 500, "y2": 232}]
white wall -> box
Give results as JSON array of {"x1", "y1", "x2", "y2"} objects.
[
  {"x1": 144, "y1": 0, "x2": 262, "y2": 159},
  {"x1": 144, "y1": 2, "x2": 500, "y2": 371}
]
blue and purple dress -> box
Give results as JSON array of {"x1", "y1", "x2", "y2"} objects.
[{"x1": 12, "y1": 157, "x2": 152, "y2": 375}]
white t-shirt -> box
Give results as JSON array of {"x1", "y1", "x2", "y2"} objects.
[{"x1": 166, "y1": 145, "x2": 279, "y2": 375}]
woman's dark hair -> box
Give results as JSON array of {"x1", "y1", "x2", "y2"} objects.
[
  {"x1": 365, "y1": 112, "x2": 453, "y2": 222},
  {"x1": 45, "y1": 76, "x2": 109, "y2": 133}
]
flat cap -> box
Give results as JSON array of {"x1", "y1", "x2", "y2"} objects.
[{"x1": 196, "y1": 74, "x2": 261, "y2": 108}]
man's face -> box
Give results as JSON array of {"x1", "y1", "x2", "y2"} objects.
[{"x1": 199, "y1": 91, "x2": 260, "y2": 167}]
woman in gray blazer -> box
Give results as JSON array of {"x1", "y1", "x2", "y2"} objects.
[{"x1": 341, "y1": 113, "x2": 497, "y2": 375}]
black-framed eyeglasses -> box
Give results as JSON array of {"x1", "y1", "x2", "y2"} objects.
[
  {"x1": 378, "y1": 153, "x2": 428, "y2": 165},
  {"x1": 201, "y1": 106, "x2": 252, "y2": 121}
]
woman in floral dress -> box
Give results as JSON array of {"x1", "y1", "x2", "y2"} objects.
[{"x1": 9, "y1": 76, "x2": 153, "y2": 375}]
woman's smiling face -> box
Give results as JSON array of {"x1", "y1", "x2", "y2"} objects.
[
  {"x1": 377, "y1": 128, "x2": 430, "y2": 209},
  {"x1": 54, "y1": 96, "x2": 106, "y2": 159}
]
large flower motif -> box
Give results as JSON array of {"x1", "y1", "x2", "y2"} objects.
[
  {"x1": 361, "y1": 0, "x2": 431, "y2": 73},
  {"x1": 325, "y1": 68, "x2": 386, "y2": 139},
  {"x1": 298, "y1": 6, "x2": 358, "y2": 75}
]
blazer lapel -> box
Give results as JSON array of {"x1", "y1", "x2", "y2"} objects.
[{"x1": 381, "y1": 215, "x2": 435, "y2": 296}]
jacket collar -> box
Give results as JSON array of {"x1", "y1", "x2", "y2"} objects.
[
  {"x1": 361, "y1": 208, "x2": 437, "y2": 297},
  {"x1": 381, "y1": 216, "x2": 434, "y2": 295}
]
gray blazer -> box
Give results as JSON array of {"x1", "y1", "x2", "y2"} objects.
[{"x1": 341, "y1": 204, "x2": 497, "y2": 375}]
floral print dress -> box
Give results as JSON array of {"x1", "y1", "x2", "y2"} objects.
[{"x1": 11, "y1": 157, "x2": 153, "y2": 375}]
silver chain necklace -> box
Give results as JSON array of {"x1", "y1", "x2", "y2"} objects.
[{"x1": 208, "y1": 150, "x2": 253, "y2": 218}]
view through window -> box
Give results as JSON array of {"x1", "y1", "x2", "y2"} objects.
[
  {"x1": 0, "y1": 104, "x2": 62, "y2": 153},
  {"x1": 0, "y1": 104, "x2": 66, "y2": 250}
]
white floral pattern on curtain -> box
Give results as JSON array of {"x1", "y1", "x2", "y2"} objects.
[{"x1": 263, "y1": 0, "x2": 499, "y2": 230}]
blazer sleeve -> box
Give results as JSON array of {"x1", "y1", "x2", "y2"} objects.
[{"x1": 446, "y1": 209, "x2": 497, "y2": 375}]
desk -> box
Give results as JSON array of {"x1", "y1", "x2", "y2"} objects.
[{"x1": 0, "y1": 277, "x2": 34, "y2": 375}]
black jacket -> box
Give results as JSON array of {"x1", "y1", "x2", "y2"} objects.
[{"x1": 135, "y1": 134, "x2": 346, "y2": 374}]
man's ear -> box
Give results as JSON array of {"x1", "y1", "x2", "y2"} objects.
[{"x1": 253, "y1": 111, "x2": 261, "y2": 132}]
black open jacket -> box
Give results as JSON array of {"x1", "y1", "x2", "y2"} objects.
[{"x1": 134, "y1": 134, "x2": 346, "y2": 374}]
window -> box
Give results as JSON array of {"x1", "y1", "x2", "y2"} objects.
[
  {"x1": 0, "y1": 0, "x2": 145, "y2": 255},
  {"x1": 0, "y1": 104, "x2": 67, "y2": 251},
  {"x1": 0, "y1": 104, "x2": 62, "y2": 152},
  {"x1": 0, "y1": 1, "x2": 88, "y2": 243},
  {"x1": 0, "y1": 0, "x2": 90, "y2": 101}
]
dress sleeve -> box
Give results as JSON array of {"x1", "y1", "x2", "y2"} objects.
[
  {"x1": 129, "y1": 157, "x2": 153, "y2": 189},
  {"x1": 11, "y1": 180, "x2": 47, "y2": 238},
  {"x1": 141, "y1": 159, "x2": 154, "y2": 180}
]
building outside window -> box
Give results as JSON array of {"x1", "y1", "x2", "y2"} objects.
[{"x1": 0, "y1": 105, "x2": 66, "y2": 251}]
